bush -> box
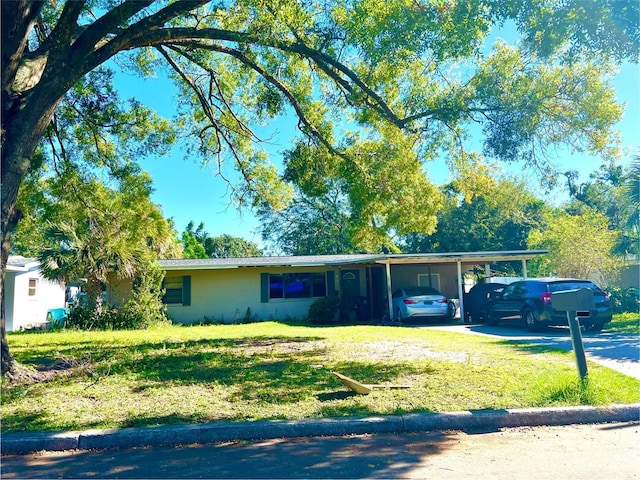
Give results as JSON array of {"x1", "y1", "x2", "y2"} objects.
[
  {"x1": 307, "y1": 295, "x2": 341, "y2": 325},
  {"x1": 67, "y1": 263, "x2": 170, "y2": 330},
  {"x1": 605, "y1": 286, "x2": 640, "y2": 314}
]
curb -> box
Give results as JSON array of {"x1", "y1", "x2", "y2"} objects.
[{"x1": 3, "y1": 404, "x2": 639, "y2": 455}]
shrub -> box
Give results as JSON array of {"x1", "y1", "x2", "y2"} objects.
[
  {"x1": 67, "y1": 263, "x2": 170, "y2": 330},
  {"x1": 307, "y1": 295, "x2": 341, "y2": 325},
  {"x1": 605, "y1": 285, "x2": 640, "y2": 313}
]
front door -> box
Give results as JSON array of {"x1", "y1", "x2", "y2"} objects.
[{"x1": 341, "y1": 269, "x2": 360, "y2": 320}]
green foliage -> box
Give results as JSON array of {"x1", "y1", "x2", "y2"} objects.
[
  {"x1": 26, "y1": 170, "x2": 180, "y2": 309},
  {"x1": 605, "y1": 286, "x2": 640, "y2": 314},
  {"x1": 565, "y1": 160, "x2": 639, "y2": 257},
  {"x1": 65, "y1": 261, "x2": 169, "y2": 330},
  {"x1": 207, "y1": 235, "x2": 262, "y2": 258},
  {"x1": 527, "y1": 209, "x2": 620, "y2": 283},
  {"x1": 307, "y1": 296, "x2": 341, "y2": 325},
  {"x1": 258, "y1": 185, "x2": 358, "y2": 255},
  {"x1": 402, "y1": 159, "x2": 546, "y2": 260},
  {"x1": 117, "y1": 262, "x2": 171, "y2": 329},
  {"x1": 181, "y1": 222, "x2": 262, "y2": 258}
]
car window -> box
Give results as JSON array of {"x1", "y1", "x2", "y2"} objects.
[
  {"x1": 548, "y1": 281, "x2": 600, "y2": 292},
  {"x1": 525, "y1": 282, "x2": 546, "y2": 295},
  {"x1": 405, "y1": 287, "x2": 440, "y2": 296},
  {"x1": 501, "y1": 283, "x2": 518, "y2": 297}
]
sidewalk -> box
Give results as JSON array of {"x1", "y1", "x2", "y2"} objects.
[{"x1": 3, "y1": 403, "x2": 639, "y2": 454}]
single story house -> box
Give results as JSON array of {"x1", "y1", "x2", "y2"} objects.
[
  {"x1": 4, "y1": 256, "x2": 67, "y2": 331},
  {"x1": 122, "y1": 250, "x2": 547, "y2": 324}
]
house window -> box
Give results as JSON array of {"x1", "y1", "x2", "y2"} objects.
[
  {"x1": 162, "y1": 275, "x2": 191, "y2": 305},
  {"x1": 28, "y1": 278, "x2": 38, "y2": 297},
  {"x1": 267, "y1": 273, "x2": 327, "y2": 300},
  {"x1": 418, "y1": 273, "x2": 441, "y2": 292}
]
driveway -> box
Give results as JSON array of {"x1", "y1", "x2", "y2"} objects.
[{"x1": 423, "y1": 322, "x2": 640, "y2": 379}]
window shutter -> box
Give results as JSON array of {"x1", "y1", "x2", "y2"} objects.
[
  {"x1": 182, "y1": 275, "x2": 191, "y2": 306},
  {"x1": 260, "y1": 273, "x2": 269, "y2": 303},
  {"x1": 326, "y1": 271, "x2": 335, "y2": 296}
]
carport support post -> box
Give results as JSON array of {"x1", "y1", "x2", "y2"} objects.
[
  {"x1": 385, "y1": 262, "x2": 394, "y2": 322},
  {"x1": 567, "y1": 311, "x2": 589, "y2": 380},
  {"x1": 456, "y1": 261, "x2": 464, "y2": 321}
]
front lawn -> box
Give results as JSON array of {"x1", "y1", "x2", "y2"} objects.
[{"x1": 2, "y1": 315, "x2": 639, "y2": 434}]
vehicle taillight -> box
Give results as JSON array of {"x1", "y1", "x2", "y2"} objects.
[
  {"x1": 404, "y1": 299, "x2": 419, "y2": 304},
  {"x1": 603, "y1": 292, "x2": 610, "y2": 304},
  {"x1": 542, "y1": 292, "x2": 552, "y2": 305},
  {"x1": 437, "y1": 298, "x2": 448, "y2": 304}
]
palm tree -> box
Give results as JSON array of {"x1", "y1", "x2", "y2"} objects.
[
  {"x1": 613, "y1": 156, "x2": 640, "y2": 257},
  {"x1": 39, "y1": 218, "x2": 139, "y2": 314}
]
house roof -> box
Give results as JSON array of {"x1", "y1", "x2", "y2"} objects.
[
  {"x1": 159, "y1": 250, "x2": 548, "y2": 271},
  {"x1": 6, "y1": 255, "x2": 40, "y2": 272}
]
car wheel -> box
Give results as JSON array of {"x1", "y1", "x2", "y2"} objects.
[
  {"x1": 395, "y1": 308, "x2": 403, "y2": 323},
  {"x1": 524, "y1": 308, "x2": 540, "y2": 332},
  {"x1": 471, "y1": 311, "x2": 482, "y2": 324},
  {"x1": 447, "y1": 301, "x2": 456, "y2": 320}
]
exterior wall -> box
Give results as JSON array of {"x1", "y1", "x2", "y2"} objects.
[
  {"x1": 165, "y1": 266, "x2": 345, "y2": 324},
  {"x1": 5, "y1": 269, "x2": 66, "y2": 331},
  {"x1": 390, "y1": 264, "x2": 461, "y2": 299}
]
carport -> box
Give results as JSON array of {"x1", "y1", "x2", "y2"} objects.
[{"x1": 374, "y1": 250, "x2": 548, "y2": 321}]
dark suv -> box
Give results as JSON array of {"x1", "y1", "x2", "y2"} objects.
[{"x1": 486, "y1": 279, "x2": 612, "y2": 332}]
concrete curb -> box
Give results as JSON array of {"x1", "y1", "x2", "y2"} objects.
[{"x1": 3, "y1": 404, "x2": 639, "y2": 455}]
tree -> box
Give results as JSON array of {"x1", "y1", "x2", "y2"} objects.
[
  {"x1": 33, "y1": 171, "x2": 181, "y2": 312},
  {"x1": 527, "y1": 209, "x2": 620, "y2": 284},
  {"x1": 181, "y1": 221, "x2": 208, "y2": 259},
  {"x1": 1, "y1": 1, "x2": 636, "y2": 375},
  {"x1": 565, "y1": 159, "x2": 640, "y2": 256},
  {"x1": 206, "y1": 235, "x2": 262, "y2": 258},
  {"x1": 401, "y1": 158, "x2": 546, "y2": 261},
  {"x1": 257, "y1": 184, "x2": 358, "y2": 255},
  {"x1": 621, "y1": 157, "x2": 640, "y2": 254},
  {"x1": 181, "y1": 221, "x2": 261, "y2": 257}
]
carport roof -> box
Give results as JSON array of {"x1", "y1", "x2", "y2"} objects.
[{"x1": 159, "y1": 250, "x2": 548, "y2": 271}]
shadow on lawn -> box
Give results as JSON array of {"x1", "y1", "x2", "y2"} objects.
[{"x1": 3, "y1": 334, "x2": 431, "y2": 432}]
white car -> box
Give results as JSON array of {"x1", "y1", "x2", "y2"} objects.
[{"x1": 392, "y1": 286, "x2": 454, "y2": 322}]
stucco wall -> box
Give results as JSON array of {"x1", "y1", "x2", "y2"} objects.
[
  {"x1": 390, "y1": 264, "x2": 463, "y2": 299},
  {"x1": 166, "y1": 266, "x2": 341, "y2": 324}
]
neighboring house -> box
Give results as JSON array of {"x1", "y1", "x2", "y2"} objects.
[
  {"x1": 4, "y1": 256, "x2": 66, "y2": 331},
  {"x1": 615, "y1": 255, "x2": 639, "y2": 290},
  {"x1": 115, "y1": 251, "x2": 546, "y2": 325}
]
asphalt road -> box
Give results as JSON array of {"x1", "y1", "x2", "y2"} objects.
[
  {"x1": 422, "y1": 321, "x2": 640, "y2": 379},
  {"x1": 2, "y1": 422, "x2": 639, "y2": 479}
]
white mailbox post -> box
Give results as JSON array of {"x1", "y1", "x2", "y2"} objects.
[{"x1": 551, "y1": 288, "x2": 595, "y2": 380}]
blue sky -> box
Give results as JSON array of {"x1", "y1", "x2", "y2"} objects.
[{"x1": 115, "y1": 51, "x2": 639, "y2": 249}]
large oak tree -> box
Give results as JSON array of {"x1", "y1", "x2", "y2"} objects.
[{"x1": 2, "y1": 0, "x2": 637, "y2": 375}]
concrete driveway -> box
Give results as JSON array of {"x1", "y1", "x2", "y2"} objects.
[{"x1": 423, "y1": 322, "x2": 640, "y2": 379}]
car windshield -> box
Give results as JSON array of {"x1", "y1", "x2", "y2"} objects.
[
  {"x1": 405, "y1": 287, "x2": 441, "y2": 297},
  {"x1": 548, "y1": 281, "x2": 600, "y2": 292}
]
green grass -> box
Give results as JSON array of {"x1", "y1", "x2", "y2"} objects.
[
  {"x1": 2, "y1": 315, "x2": 639, "y2": 434},
  {"x1": 606, "y1": 312, "x2": 640, "y2": 335}
]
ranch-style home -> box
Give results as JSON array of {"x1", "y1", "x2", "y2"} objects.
[
  {"x1": 4, "y1": 256, "x2": 67, "y2": 331},
  {"x1": 118, "y1": 250, "x2": 547, "y2": 324}
]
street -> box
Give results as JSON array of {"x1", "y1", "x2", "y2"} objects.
[{"x1": 2, "y1": 422, "x2": 639, "y2": 479}]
